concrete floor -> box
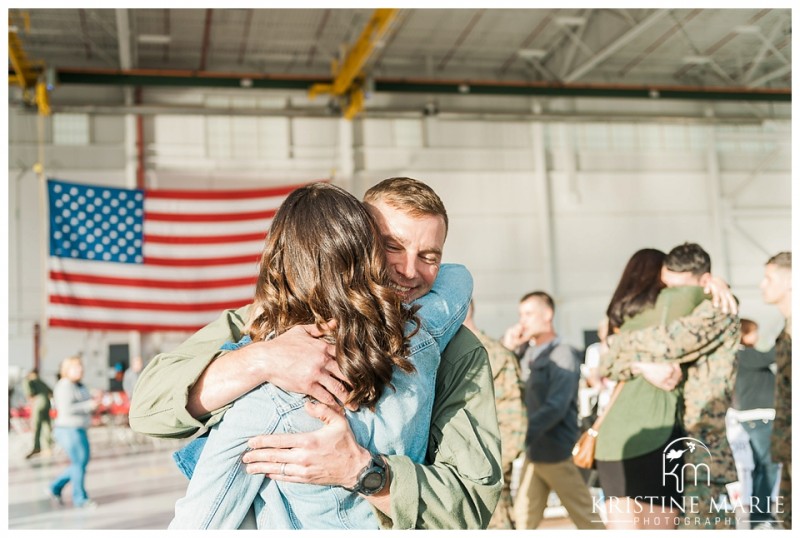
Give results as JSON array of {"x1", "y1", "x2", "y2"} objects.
[
  {"x1": 7, "y1": 422, "x2": 578, "y2": 531},
  {"x1": 7, "y1": 424, "x2": 186, "y2": 530}
]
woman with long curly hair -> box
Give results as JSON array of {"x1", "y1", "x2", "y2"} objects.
[{"x1": 169, "y1": 182, "x2": 472, "y2": 529}]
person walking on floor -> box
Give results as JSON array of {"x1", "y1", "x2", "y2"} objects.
[
  {"x1": 23, "y1": 369, "x2": 53, "y2": 459},
  {"x1": 511, "y1": 291, "x2": 605, "y2": 529},
  {"x1": 48, "y1": 356, "x2": 99, "y2": 509}
]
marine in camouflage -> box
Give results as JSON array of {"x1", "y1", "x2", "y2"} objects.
[
  {"x1": 472, "y1": 330, "x2": 527, "y2": 529},
  {"x1": 601, "y1": 299, "x2": 740, "y2": 529},
  {"x1": 771, "y1": 325, "x2": 791, "y2": 529}
]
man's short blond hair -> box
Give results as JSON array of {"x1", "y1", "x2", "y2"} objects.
[
  {"x1": 363, "y1": 177, "x2": 448, "y2": 235},
  {"x1": 767, "y1": 251, "x2": 791, "y2": 270},
  {"x1": 59, "y1": 356, "x2": 82, "y2": 378}
]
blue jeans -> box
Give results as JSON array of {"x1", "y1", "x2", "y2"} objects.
[
  {"x1": 743, "y1": 419, "x2": 779, "y2": 525},
  {"x1": 50, "y1": 427, "x2": 91, "y2": 506},
  {"x1": 169, "y1": 263, "x2": 472, "y2": 529}
]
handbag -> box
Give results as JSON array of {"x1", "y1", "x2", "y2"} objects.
[{"x1": 572, "y1": 380, "x2": 626, "y2": 469}]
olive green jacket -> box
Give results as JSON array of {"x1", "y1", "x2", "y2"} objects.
[
  {"x1": 23, "y1": 376, "x2": 53, "y2": 412},
  {"x1": 129, "y1": 304, "x2": 502, "y2": 529},
  {"x1": 601, "y1": 297, "x2": 740, "y2": 485},
  {"x1": 597, "y1": 286, "x2": 706, "y2": 460}
]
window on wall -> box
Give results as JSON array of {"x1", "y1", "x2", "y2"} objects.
[
  {"x1": 204, "y1": 95, "x2": 290, "y2": 160},
  {"x1": 52, "y1": 113, "x2": 90, "y2": 146},
  {"x1": 574, "y1": 122, "x2": 708, "y2": 152},
  {"x1": 660, "y1": 124, "x2": 690, "y2": 151},
  {"x1": 578, "y1": 123, "x2": 610, "y2": 150},
  {"x1": 394, "y1": 119, "x2": 422, "y2": 148},
  {"x1": 206, "y1": 116, "x2": 233, "y2": 159}
]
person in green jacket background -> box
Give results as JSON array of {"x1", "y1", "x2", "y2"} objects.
[
  {"x1": 597, "y1": 248, "x2": 705, "y2": 530},
  {"x1": 602, "y1": 242, "x2": 740, "y2": 530},
  {"x1": 23, "y1": 369, "x2": 53, "y2": 459}
]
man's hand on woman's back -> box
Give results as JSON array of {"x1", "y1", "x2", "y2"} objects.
[{"x1": 258, "y1": 321, "x2": 356, "y2": 411}]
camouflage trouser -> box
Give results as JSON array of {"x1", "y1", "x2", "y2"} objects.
[
  {"x1": 778, "y1": 463, "x2": 792, "y2": 529},
  {"x1": 487, "y1": 461, "x2": 515, "y2": 529},
  {"x1": 678, "y1": 482, "x2": 736, "y2": 530}
]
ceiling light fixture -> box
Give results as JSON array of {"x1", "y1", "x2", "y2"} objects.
[
  {"x1": 682, "y1": 56, "x2": 711, "y2": 65},
  {"x1": 138, "y1": 34, "x2": 172, "y2": 45},
  {"x1": 555, "y1": 16, "x2": 586, "y2": 27},
  {"x1": 517, "y1": 48, "x2": 547, "y2": 59},
  {"x1": 733, "y1": 25, "x2": 761, "y2": 35}
]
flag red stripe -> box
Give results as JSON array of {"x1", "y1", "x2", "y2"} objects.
[
  {"x1": 146, "y1": 182, "x2": 317, "y2": 200},
  {"x1": 49, "y1": 295, "x2": 249, "y2": 312},
  {"x1": 145, "y1": 208, "x2": 277, "y2": 222},
  {"x1": 144, "y1": 232, "x2": 266, "y2": 244},
  {"x1": 50, "y1": 271, "x2": 257, "y2": 290},
  {"x1": 47, "y1": 178, "x2": 306, "y2": 332},
  {"x1": 144, "y1": 254, "x2": 260, "y2": 267},
  {"x1": 50, "y1": 318, "x2": 206, "y2": 332}
]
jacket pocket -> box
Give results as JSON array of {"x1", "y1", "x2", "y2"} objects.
[{"x1": 434, "y1": 408, "x2": 494, "y2": 482}]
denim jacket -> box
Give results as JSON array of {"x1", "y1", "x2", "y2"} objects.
[{"x1": 170, "y1": 264, "x2": 472, "y2": 529}]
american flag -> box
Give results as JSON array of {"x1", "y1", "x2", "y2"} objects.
[{"x1": 47, "y1": 178, "x2": 309, "y2": 332}]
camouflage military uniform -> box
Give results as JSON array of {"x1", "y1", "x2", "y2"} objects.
[
  {"x1": 603, "y1": 299, "x2": 740, "y2": 529},
  {"x1": 473, "y1": 330, "x2": 527, "y2": 530},
  {"x1": 771, "y1": 322, "x2": 791, "y2": 529}
]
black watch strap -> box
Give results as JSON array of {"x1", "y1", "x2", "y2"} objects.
[{"x1": 346, "y1": 452, "x2": 387, "y2": 496}]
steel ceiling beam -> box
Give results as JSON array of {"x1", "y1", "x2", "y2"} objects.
[
  {"x1": 754, "y1": 24, "x2": 790, "y2": 67},
  {"x1": 619, "y1": 9, "x2": 702, "y2": 77},
  {"x1": 48, "y1": 67, "x2": 791, "y2": 102},
  {"x1": 115, "y1": 9, "x2": 133, "y2": 70},
  {"x1": 79, "y1": 9, "x2": 92, "y2": 60},
  {"x1": 741, "y1": 23, "x2": 781, "y2": 84},
  {"x1": 41, "y1": 103, "x2": 774, "y2": 124},
  {"x1": 306, "y1": 9, "x2": 331, "y2": 68},
  {"x1": 498, "y1": 13, "x2": 553, "y2": 76},
  {"x1": 437, "y1": 9, "x2": 485, "y2": 72},
  {"x1": 162, "y1": 9, "x2": 171, "y2": 62},
  {"x1": 564, "y1": 9, "x2": 669, "y2": 82},
  {"x1": 372, "y1": 9, "x2": 409, "y2": 71},
  {"x1": 559, "y1": 9, "x2": 594, "y2": 79},
  {"x1": 8, "y1": 30, "x2": 38, "y2": 89},
  {"x1": 199, "y1": 9, "x2": 214, "y2": 71},
  {"x1": 673, "y1": 9, "x2": 771, "y2": 81},
  {"x1": 747, "y1": 64, "x2": 791, "y2": 88},
  {"x1": 8, "y1": 21, "x2": 51, "y2": 115},
  {"x1": 237, "y1": 9, "x2": 254, "y2": 65},
  {"x1": 524, "y1": 57, "x2": 559, "y2": 82},
  {"x1": 308, "y1": 8, "x2": 399, "y2": 119}
]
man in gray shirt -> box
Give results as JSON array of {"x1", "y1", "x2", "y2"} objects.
[{"x1": 512, "y1": 291, "x2": 603, "y2": 530}]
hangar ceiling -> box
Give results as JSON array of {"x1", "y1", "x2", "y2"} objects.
[{"x1": 7, "y1": 8, "x2": 793, "y2": 119}]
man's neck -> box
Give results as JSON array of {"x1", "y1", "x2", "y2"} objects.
[
  {"x1": 532, "y1": 332, "x2": 556, "y2": 347},
  {"x1": 778, "y1": 294, "x2": 792, "y2": 320}
]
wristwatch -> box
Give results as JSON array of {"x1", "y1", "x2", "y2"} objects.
[{"x1": 346, "y1": 452, "x2": 387, "y2": 496}]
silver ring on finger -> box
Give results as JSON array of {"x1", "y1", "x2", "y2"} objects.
[{"x1": 280, "y1": 462, "x2": 287, "y2": 476}]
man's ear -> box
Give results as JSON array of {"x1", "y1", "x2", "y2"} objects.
[{"x1": 699, "y1": 273, "x2": 712, "y2": 288}]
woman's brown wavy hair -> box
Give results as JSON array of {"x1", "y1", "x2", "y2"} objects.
[
  {"x1": 248, "y1": 182, "x2": 417, "y2": 410},
  {"x1": 606, "y1": 248, "x2": 666, "y2": 333}
]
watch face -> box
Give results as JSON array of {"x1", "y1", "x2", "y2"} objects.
[{"x1": 363, "y1": 472, "x2": 383, "y2": 490}]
